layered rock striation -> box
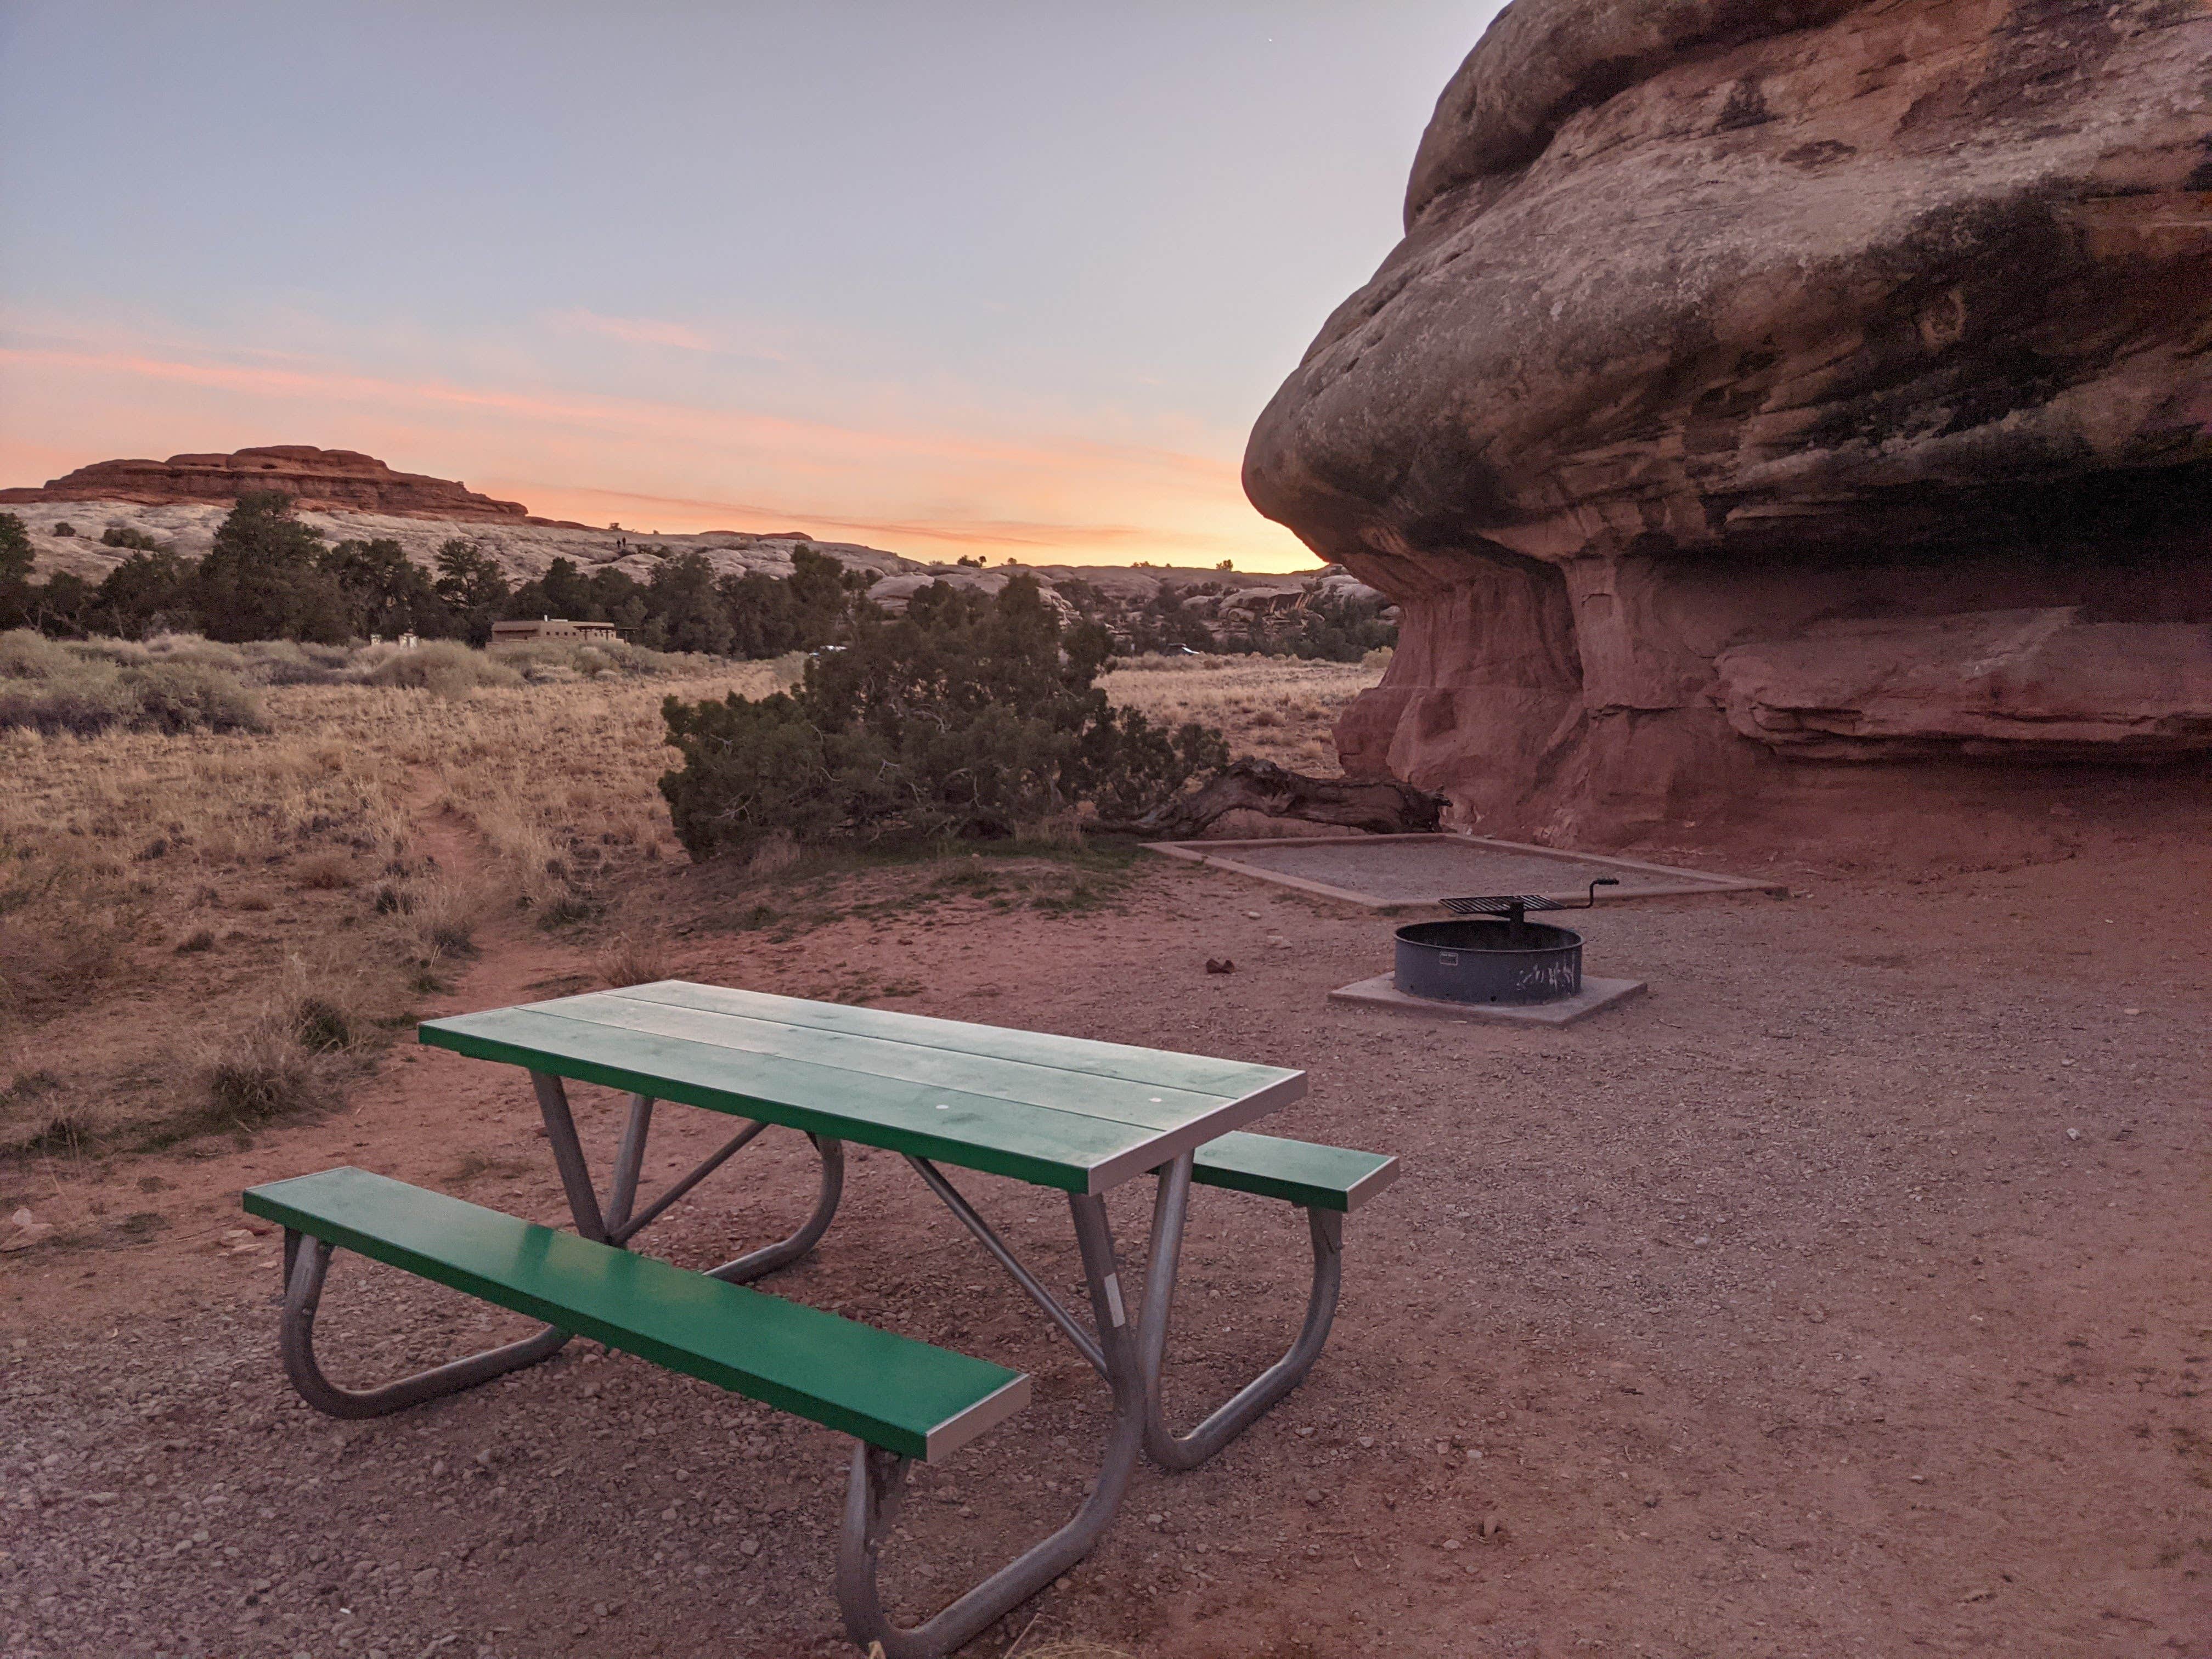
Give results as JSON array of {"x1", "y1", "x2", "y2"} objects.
[
  {"x1": 0, "y1": 446, "x2": 552, "y2": 523},
  {"x1": 1245, "y1": 0, "x2": 2212, "y2": 843}
]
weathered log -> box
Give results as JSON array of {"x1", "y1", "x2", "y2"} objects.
[{"x1": 1091, "y1": 758, "x2": 1444, "y2": 840}]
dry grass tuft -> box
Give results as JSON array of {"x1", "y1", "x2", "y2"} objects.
[
  {"x1": 361, "y1": 640, "x2": 524, "y2": 697},
  {"x1": 202, "y1": 1023, "x2": 337, "y2": 1127},
  {"x1": 743, "y1": 830, "x2": 802, "y2": 877},
  {"x1": 595, "y1": 934, "x2": 676, "y2": 989},
  {"x1": 0, "y1": 910, "x2": 134, "y2": 1024},
  {"x1": 410, "y1": 878, "x2": 487, "y2": 963},
  {"x1": 0, "y1": 630, "x2": 267, "y2": 735},
  {"x1": 191, "y1": 955, "x2": 384, "y2": 1136},
  {"x1": 1014, "y1": 810, "x2": 1087, "y2": 849},
  {"x1": 292, "y1": 850, "x2": 357, "y2": 890},
  {"x1": 0, "y1": 1069, "x2": 75, "y2": 1158},
  {"x1": 1102, "y1": 654, "x2": 1385, "y2": 771},
  {"x1": 3, "y1": 642, "x2": 1203, "y2": 1157}
]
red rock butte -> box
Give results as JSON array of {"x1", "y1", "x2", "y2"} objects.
[
  {"x1": 0, "y1": 445, "x2": 565, "y2": 524},
  {"x1": 1244, "y1": 0, "x2": 2212, "y2": 852}
]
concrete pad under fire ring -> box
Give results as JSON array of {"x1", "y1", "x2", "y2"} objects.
[{"x1": 1328, "y1": 973, "x2": 1647, "y2": 1028}]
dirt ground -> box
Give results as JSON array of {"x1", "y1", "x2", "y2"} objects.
[{"x1": 3, "y1": 807, "x2": 2209, "y2": 1658}]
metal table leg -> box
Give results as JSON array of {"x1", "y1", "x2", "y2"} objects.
[
  {"x1": 1135, "y1": 1153, "x2": 1343, "y2": 1472},
  {"x1": 277, "y1": 1233, "x2": 571, "y2": 1420},
  {"x1": 834, "y1": 1190, "x2": 1149, "y2": 1659},
  {"x1": 273, "y1": 1074, "x2": 847, "y2": 1424},
  {"x1": 709, "y1": 1134, "x2": 844, "y2": 1283},
  {"x1": 528, "y1": 1071, "x2": 845, "y2": 1277}
]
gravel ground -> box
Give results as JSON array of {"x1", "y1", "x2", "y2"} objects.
[{"x1": 4, "y1": 826, "x2": 2208, "y2": 1657}]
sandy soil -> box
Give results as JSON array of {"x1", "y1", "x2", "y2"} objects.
[{"x1": 3, "y1": 815, "x2": 2208, "y2": 1658}]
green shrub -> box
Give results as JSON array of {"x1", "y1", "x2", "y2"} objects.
[
  {"x1": 0, "y1": 667, "x2": 139, "y2": 735},
  {"x1": 117, "y1": 661, "x2": 267, "y2": 733},
  {"x1": 54, "y1": 636, "x2": 155, "y2": 668},
  {"x1": 191, "y1": 492, "x2": 351, "y2": 644},
  {"x1": 235, "y1": 638, "x2": 352, "y2": 685},
  {"x1": 659, "y1": 575, "x2": 1227, "y2": 859},
  {"x1": 0, "y1": 630, "x2": 266, "y2": 734},
  {"x1": 100, "y1": 525, "x2": 165, "y2": 551},
  {"x1": 0, "y1": 629, "x2": 83, "y2": 680},
  {"x1": 362, "y1": 640, "x2": 523, "y2": 696}
]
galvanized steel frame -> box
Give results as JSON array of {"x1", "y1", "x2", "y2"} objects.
[
  {"x1": 271, "y1": 1072, "x2": 844, "y2": 1423},
  {"x1": 836, "y1": 1183, "x2": 1154, "y2": 1658},
  {"x1": 842, "y1": 1147, "x2": 1349, "y2": 1654},
  {"x1": 268, "y1": 1069, "x2": 1348, "y2": 1659}
]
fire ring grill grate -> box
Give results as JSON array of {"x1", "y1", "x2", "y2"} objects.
[{"x1": 1395, "y1": 879, "x2": 1618, "y2": 1005}]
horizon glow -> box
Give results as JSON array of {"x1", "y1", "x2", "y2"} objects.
[{"x1": 0, "y1": 4, "x2": 1502, "y2": 571}]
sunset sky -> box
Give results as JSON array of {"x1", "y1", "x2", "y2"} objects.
[{"x1": 0, "y1": 4, "x2": 1502, "y2": 571}]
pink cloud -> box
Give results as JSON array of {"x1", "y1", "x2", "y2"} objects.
[{"x1": 543, "y1": 309, "x2": 721, "y2": 353}]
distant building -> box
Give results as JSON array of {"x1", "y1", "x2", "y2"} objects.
[{"x1": 490, "y1": 618, "x2": 621, "y2": 642}]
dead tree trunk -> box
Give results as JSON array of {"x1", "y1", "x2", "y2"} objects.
[{"x1": 1090, "y1": 758, "x2": 1444, "y2": 840}]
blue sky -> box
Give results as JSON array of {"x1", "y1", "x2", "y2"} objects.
[{"x1": 1, "y1": 3, "x2": 1499, "y2": 567}]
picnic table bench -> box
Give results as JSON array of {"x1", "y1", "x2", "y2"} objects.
[{"x1": 243, "y1": 981, "x2": 1397, "y2": 1657}]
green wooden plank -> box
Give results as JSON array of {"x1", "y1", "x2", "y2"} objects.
[
  {"x1": 419, "y1": 1007, "x2": 1148, "y2": 1192},
  {"x1": 524, "y1": 991, "x2": 1232, "y2": 1132},
  {"x1": 1191, "y1": 1131, "x2": 1400, "y2": 1214},
  {"x1": 611, "y1": 981, "x2": 1301, "y2": 1105},
  {"x1": 244, "y1": 1167, "x2": 1028, "y2": 1459}
]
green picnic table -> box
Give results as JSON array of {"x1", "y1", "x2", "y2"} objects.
[{"x1": 244, "y1": 981, "x2": 1397, "y2": 1657}]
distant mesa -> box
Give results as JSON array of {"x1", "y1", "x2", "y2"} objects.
[
  {"x1": 0, "y1": 445, "x2": 584, "y2": 526},
  {"x1": 3, "y1": 450, "x2": 1382, "y2": 655}
]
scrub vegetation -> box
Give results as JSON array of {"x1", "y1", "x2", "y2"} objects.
[
  {"x1": 0, "y1": 656, "x2": 788, "y2": 1158},
  {"x1": 1102, "y1": 648, "x2": 1389, "y2": 772},
  {"x1": 0, "y1": 631, "x2": 1380, "y2": 1159},
  {"x1": 659, "y1": 575, "x2": 1232, "y2": 859},
  {"x1": 1, "y1": 490, "x2": 1384, "y2": 1157},
  {"x1": 0, "y1": 496, "x2": 872, "y2": 656}
]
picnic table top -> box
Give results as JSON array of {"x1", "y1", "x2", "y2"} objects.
[{"x1": 419, "y1": 980, "x2": 1306, "y2": 1194}]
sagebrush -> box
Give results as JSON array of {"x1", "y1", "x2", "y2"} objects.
[{"x1": 659, "y1": 576, "x2": 1229, "y2": 857}]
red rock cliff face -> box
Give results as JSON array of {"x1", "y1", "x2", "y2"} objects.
[
  {"x1": 1245, "y1": 0, "x2": 2212, "y2": 846},
  {"x1": 0, "y1": 446, "x2": 539, "y2": 522}
]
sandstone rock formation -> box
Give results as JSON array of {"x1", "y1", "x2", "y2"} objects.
[
  {"x1": 0, "y1": 446, "x2": 556, "y2": 523},
  {"x1": 1245, "y1": 0, "x2": 2212, "y2": 844},
  {"x1": 1712, "y1": 608, "x2": 2212, "y2": 760}
]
